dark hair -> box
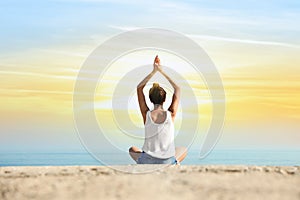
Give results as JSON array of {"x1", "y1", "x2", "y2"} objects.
[{"x1": 149, "y1": 83, "x2": 166, "y2": 105}]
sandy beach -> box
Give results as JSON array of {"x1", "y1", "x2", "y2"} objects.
[{"x1": 0, "y1": 165, "x2": 299, "y2": 200}]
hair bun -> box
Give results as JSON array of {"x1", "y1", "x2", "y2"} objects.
[{"x1": 153, "y1": 83, "x2": 160, "y2": 88}]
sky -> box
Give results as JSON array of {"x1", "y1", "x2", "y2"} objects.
[{"x1": 0, "y1": 0, "x2": 300, "y2": 153}]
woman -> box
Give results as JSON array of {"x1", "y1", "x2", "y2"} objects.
[{"x1": 129, "y1": 55, "x2": 187, "y2": 165}]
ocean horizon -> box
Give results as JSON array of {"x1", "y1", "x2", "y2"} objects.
[{"x1": 1, "y1": 149, "x2": 299, "y2": 167}]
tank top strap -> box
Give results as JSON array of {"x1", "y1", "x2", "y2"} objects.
[
  {"x1": 145, "y1": 110, "x2": 151, "y2": 124},
  {"x1": 167, "y1": 110, "x2": 171, "y2": 117},
  {"x1": 167, "y1": 110, "x2": 172, "y2": 119}
]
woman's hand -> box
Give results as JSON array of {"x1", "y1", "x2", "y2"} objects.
[{"x1": 153, "y1": 55, "x2": 162, "y2": 72}]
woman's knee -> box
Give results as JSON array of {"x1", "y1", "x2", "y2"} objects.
[
  {"x1": 129, "y1": 146, "x2": 141, "y2": 153},
  {"x1": 129, "y1": 146, "x2": 134, "y2": 152}
]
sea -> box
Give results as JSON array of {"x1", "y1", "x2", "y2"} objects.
[{"x1": 1, "y1": 149, "x2": 299, "y2": 166}]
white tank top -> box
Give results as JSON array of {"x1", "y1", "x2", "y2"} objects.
[{"x1": 142, "y1": 110, "x2": 175, "y2": 159}]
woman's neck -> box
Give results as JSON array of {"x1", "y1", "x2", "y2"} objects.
[{"x1": 153, "y1": 104, "x2": 163, "y2": 110}]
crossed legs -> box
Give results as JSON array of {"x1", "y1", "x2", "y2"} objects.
[
  {"x1": 129, "y1": 146, "x2": 187, "y2": 163},
  {"x1": 128, "y1": 146, "x2": 143, "y2": 162}
]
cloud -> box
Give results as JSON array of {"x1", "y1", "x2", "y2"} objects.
[
  {"x1": 0, "y1": 88, "x2": 73, "y2": 95},
  {"x1": 0, "y1": 71, "x2": 75, "y2": 80},
  {"x1": 109, "y1": 25, "x2": 300, "y2": 49},
  {"x1": 109, "y1": 25, "x2": 140, "y2": 32},
  {"x1": 0, "y1": 70, "x2": 99, "y2": 82},
  {"x1": 188, "y1": 34, "x2": 300, "y2": 49}
]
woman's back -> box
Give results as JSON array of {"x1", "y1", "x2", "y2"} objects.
[
  {"x1": 150, "y1": 109, "x2": 167, "y2": 124},
  {"x1": 142, "y1": 110, "x2": 175, "y2": 159}
]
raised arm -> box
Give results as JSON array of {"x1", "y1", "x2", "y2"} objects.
[
  {"x1": 158, "y1": 66, "x2": 180, "y2": 121},
  {"x1": 137, "y1": 56, "x2": 159, "y2": 124}
]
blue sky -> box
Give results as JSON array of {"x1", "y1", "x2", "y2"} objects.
[
  {"x1": 1, "y1": 0, "x2": 299, "y2": 54},
  {"x1": 0, "y1": 0, "x2": 300, "y2": 153}
]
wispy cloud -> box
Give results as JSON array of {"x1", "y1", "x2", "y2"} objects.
[
  {"x1": 0, "y1": 88, "x2": 73, "y2": 95},
  {"x1": 0, "y1": 71, "x2": 75, "y2": 80},
  {"x1": 38, "y1": 49, "x2": 89, "y2": 58},
  {"x1": 109, "y1": 25, "x2": 141, "y2": 32},
  {"x1": 188, "y1": 34, "x2": 300, "y2": 49},
  {"x1": 0, "y1": 69, "x2": 101, "y2": 81},
  {"x1": 109, "y1": 25, "x2": 300, "y2": 49}
]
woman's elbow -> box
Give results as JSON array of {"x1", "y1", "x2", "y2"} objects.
[
  {"x1": 137, "y1": 86, "x2": 144, "y2": 93},
  {"x1": 175, "y1": 86, "x2": 180, "y2": 93}
]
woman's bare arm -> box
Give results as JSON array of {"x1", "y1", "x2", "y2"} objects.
[
  {"x1": 137, "y1": 56, "x2": 159, "y2": 124},
  {"x1": 159, "y1": 68, "x2": 180, "y2": 121}
]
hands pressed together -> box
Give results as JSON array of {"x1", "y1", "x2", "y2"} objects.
[{"x1": 153, "y1": 55, "x2": 163, "y2": 73}]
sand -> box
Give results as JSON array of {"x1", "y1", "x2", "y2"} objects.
[{"x1": 0, "y1": 165, "x2": 300, "y2": 200}]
